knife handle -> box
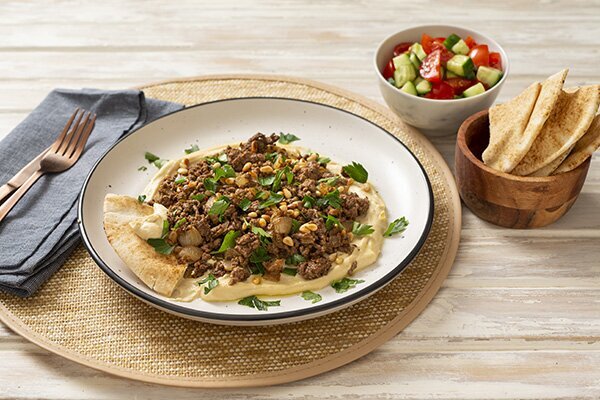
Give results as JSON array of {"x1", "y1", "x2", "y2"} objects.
[
  {"x1": 0, "y1": 170, "x2": 44, "y2": 222},
  {"x1": 0, "y1": 146, "x2": 50, "y2": 204},
  {"x1": 0, "y1": 183, "x2": 18, "y2": 204}
]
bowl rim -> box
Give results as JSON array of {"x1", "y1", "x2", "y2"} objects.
[
  {"x1": 456, "y1": 109, "x2": 590, "y2": 182},
  {"x1": 374, "y1": 24, "x2": 510, "y2": 104}
]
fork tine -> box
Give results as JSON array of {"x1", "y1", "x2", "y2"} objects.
[
  {"x1": 50, "y1": 108, "x2": 80, "y2": 152},
  {"x1": 64, "y1": 111, "x2": 91, "y2": 158},
  {"x1": 68, "y1": 113, "x2": 96, "y2": 160},
  {"x1": 57, "y1": 110, "x2": 85, "y2": 155}
]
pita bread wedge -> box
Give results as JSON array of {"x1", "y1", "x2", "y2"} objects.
[
  {"x1": 554, "y1": 114, "x2": 600, "y2": 174},
  {"x1": 103, "y1": 194, "x2": 186, "y2": 297},
  {"x1": 528, "y1": 144, "x2": 574, "y2": 177},
  {"x1": 482, "y1": 82, "x2": 541, "y2": 172},
  {"x1": 512, "y1": 84, "x2": 600, "y2": 176}
]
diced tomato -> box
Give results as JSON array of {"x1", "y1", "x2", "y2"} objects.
[
  {"x1": 393, "y1": 42, "x2": 413, "y2": 57},
  {"x1": 489, "y1": 52, "x2": 502, "y2": 70},
  {"x1": 446, "y1": 78, "x2": 478, "y2": 95},
  {"x1": 464, "y1": 36, "x2": 477, "y2": 49},
  {"x1": 426, "y1": 82, "x2": 455, "y2": 100},
  {"x1": 432, "y1": 44, "x2": 454, "y2": 65},
  {"x1": 421, "y1": 33, "x2": 435, "y2": 54},
  {"x1": 419, "y1": 50, "x2": 443, "y2": 83},
  {"x1": 469, "y1": 45, "x2": 489, "y2": 68},
  {"x1": 434, "y1": 36, "x2": 446, "y2": 43},
  {"x1": 382, "y1": 59, "x2": 395, "y2": 79}
]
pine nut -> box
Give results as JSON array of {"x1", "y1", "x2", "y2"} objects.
[
  {"x1": 363, "y1": 185, "x2": 371, "y2": 193},
  {"x1": 328, "y1": 253, "x2": 337, "y2": 261},
  {"x1": 249, "y1": 171, "x2": 258, "y2": 179},
  {"x1": 293, "y1": 210, "x2": 300, "y2": 218},
  {"x1": 248, "y1": 211, "x2": 258, "y2": 218},
  {"x1": 337, "y1": 185, "x2": 345, "y2": 193},
  {"x1": 224, "y1": 177, "x2": 235, "y2": 185},
  {"x1": 347, "y1": 232, "x2": 354, "y2": 240},
  {"x1": 300, "y1": 223, "x2": 318, "y2": 233},
  {"x1": 212, "y1": 162, "x2": 221, "y2": 169},
  {"x1": 252, "y1": 277, "x2": 262, "y2": 285},
  {"x1": 261, "y1": 214, "x2": 270, "y2": 222},
  {"x1": 242, "y1": 162, "x2": 252, "y2": 172},
  {"x1": 259, "y1": 165, "x2": 273, "y2": 173},
  {"x1": 315, "y1": 190, "x2": 322, "y2": 196},
  {"x1": 347, "y1": 178, "x2": 354, "y2": 185},
  {"x1": 279, "y1": 204, "x2": 288, "y2": 212},
  {"x1": 282, "y1": 236, "x2": 294, "y2": 246},
  {"x1": 335, "y1": 256, "x2": 344, "y2": 264},
  {"x1": 282, "y1": 188, "x2": 292, "y2": 198},
  {"x1": 188, "y1": 181, "x2": 197, "y2": 189},
  {"x1": 307, "y1": 153, "x2": 317, "y2": 162},
  {"x1": 258, "y1": 218, "x2": 267, "y2": 227},
  {"x1": 177, "y1": 167, "x2": 188, "y2": 175}
]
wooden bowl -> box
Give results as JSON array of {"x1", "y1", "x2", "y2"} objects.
[{"x1": 455, "y1": 110, "x2": 591, "y2": 229}]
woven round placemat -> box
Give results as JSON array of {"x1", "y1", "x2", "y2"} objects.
[{"x1": 0, "y1": 75, "x2": 461, "y2": 387}]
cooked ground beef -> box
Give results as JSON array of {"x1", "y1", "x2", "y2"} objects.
[{"x1": 154, "y1": 133, "x2": 371, "y2": 285}]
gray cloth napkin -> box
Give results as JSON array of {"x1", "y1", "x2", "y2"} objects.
[{"x1": 0, "y1": 89, "x2": 183, "y2": 297}]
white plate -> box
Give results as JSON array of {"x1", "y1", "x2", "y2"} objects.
[{"x1": 79, "y1": 98, "x2": 433, "y2": 326}]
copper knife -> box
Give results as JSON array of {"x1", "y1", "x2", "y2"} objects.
[{"x1": 0, "y1": 146, "x2": 50, "y2": 203}]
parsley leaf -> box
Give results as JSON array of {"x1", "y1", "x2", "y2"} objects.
[
  {"x1": 198, "y1": 273, "x2": 219, "y2": 295},
  {"x1": 161, "y1": 220, "x2": 170, "y2": 238},
  {"x1": 137, "y1": 194, "x2": 146, "y2": 203},
  {"x1": 272, "y1": 166, "x2": 293, "y2": 191},
  {"x1": 317, "y1": 156, "x2": 330, "y2": 164},
  {"x1": 238, "y1": 296, "x2": 281, "y2": 311},
  {"x1": 138, "y1": 166, "x2": 147, "y2": 171},
  {"x1": 204, "y1": 178, "x2": 218, "y2": 192},
  {"x1": 318, "y1": 176, "x2": 339, "y2": 186},
  {"x1": 282, "y1": 267, "x2": 297, "y2": 276},
  {"x1": 239, "y1": 198, "x2": 252, "y2": 211},
  {"x1": 213, "y1": 164, "x2": 236, "y2": 180},
  {"x1": 316, "y1": 189, "x2": 342, "y2": 209},
  {"x1": 208, "y1": 196, "x2": 231, "y2": 217},
  {"x1": 147, "y1": 238, "x2": 175, "y2": 255},
  {"x1": 153, "y1": 159, "x2": 168, "y2": 168},
  {"x1": 352, "y1": 222, "x2": 374, "y2": 237},
  {"x1": 251, "y1": 225, "x2": 272, "y2": 239},
  {"x1": 191, "y1": 193, "x2": 206, "y2": 202},
  {"x1": 290, "y1": 219, "x2": 301, "y2": 234},
  {"x1": 249, "y1": 246, "x2": 270, "y2": 274},
  {"x1": 258, "y1": 175, "x2": 276, "y2": 186},
  {"x1": 144, "y1": 151, "x2": 159, "y2": 163},
  {"x1": 302, "y1": 195, "x2": 316, "y2": 208},
  {"x1": 184, "y1": 144, "x2": 199, "y2": 154},
  {"x1": 173, "y1": 218, "x2": 187, "y2": 229},
  {"x1": 342, "y1": 161, "x2": 368, "y2": 183},
  {"x1": 264, "y1": 152, "x2": 278, "y2": 163},
  {"x1": 278, "y1": 133, "x2": 300, "y2": 145},
  {"x1": 384, "y1": 217, "x2": 409, "y2": 237},
  {"x1": 218, "y1": 153, "x2": 228, "y2": 163},
  {"x1": 259, "y1": 192, "x2": 284, "y2": 209},
  {"x1": 174, "y1": 176, "x2": 187, "y2": 185},
  {"x1": 325, "y1": 215, "x2": 342, "y2": 230},
  {"x1": 331, "y1": 278, "x2": 365, "y2": 293},
  {"x1": 285, "y1": 254, "x2": 305, "y2": 265},
  {"x1": 213, "y1": 230, "x2": 240, "y2": 254},
  {"x1": 301, "y1": 291, "x2": 322, "y2": 303}
]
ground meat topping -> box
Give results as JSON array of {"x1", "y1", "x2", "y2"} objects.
[{"x1": 154, "y1": 133, "x2": 372, "y2": 285}]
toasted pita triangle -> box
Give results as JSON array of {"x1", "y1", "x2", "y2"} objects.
[
  {"x1": 512, "y1": 84, "x2": 600, "y2": 175},
  {"x1": 554, "y1": 114, "x2": 600, "y2": 174},
  {"x1": 528, "y1": 144, "x2": 574, "y2": 177},
  {"x1": 482, "y1": 82, "x2": 541, "y2": 172},
  {"x1": 103, "y1": 194, "x2": 186, "y2": 297}
]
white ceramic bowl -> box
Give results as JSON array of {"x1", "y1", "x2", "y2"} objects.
[{"x1": 374, "y1": 25, "x2": 509, "y2": 137}]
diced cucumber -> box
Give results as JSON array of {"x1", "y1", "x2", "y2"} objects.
[
  {"x1": 393, "y1": 65, "x2": 417, "y2": 88},
  {"x1": 411, "y1": 42, "x2": 427, "y2": 61},
  {"x1": 476, "y1": 66, "x2": 503, "y2": 88},
  {"x1": 415, "y1": 79, "x2": 432, "y2": 95},
  {"x1": 400, "y1": 81, "x2": 417, "y2": 96},
  {"x1": 443, "y1": 34, "x2": 461, "y2": 50},
  {"x1": 451, "y1": 39, "x2": 470, "y2": 55},
  {"x1": 446, "y1": 70, "x2": 459, "y2": 78},
  {"x1": 414, "y1": 76, "x2": 425, "y2": 86},
  {"x1": 462, "y1": 82, "x2": 486, "y2": 97},
  {"x1": 447, "y1": 55, "x2": 475, "y2": 79},
  {"x1": 392, "y1": 53, "x2": 412, "y2": 69},
  {"x1": 409, "y1": 52, "x2": 421, "y2": 69}
]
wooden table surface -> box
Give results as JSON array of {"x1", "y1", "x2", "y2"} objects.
[{"x1": 1, "y1": 1, "x2": 599, "y2": 398}]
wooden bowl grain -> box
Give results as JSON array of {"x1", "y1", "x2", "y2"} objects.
[{"x1": 455, "y1": 110, "x2": 591, "y2": 229}]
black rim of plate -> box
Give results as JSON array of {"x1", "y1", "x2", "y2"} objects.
[{"x1": 78, "y1": 97, "x2": 435, "y2": 322}]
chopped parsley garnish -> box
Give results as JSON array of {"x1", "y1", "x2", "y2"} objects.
[
  {"x1": 290, "y1": 219, "x2": 301, "y2": 234},
  {"x1": 251, "y1": 225, "x2": 272, "y2": 239},
  {"x1": 205, "y1": 153, "x2": 228, "y2": 164},
  {"x1": 302, "y1": 195, "x2": 316, "y2": 208},
  {"x1": 198, "y1": 273, "x2": 219, "y2": 295},
  {"x1": 174, "y1": 176, "x2": 187, "y2": 185},
  {"x1": 238, "y1": 296, "x2": 280, "y2": 311},
  {"x1": 254, "y1": 190, "x2": 267, "y2": 200},
  {"x1": 138, "y1": 166, "x2": 147, "y2": 171},
  {"x1": 342, "y1": 161, "x2": 368, "y2": 183},
  {"x1": 316, "y1": 189, "x2": 342, "y2": 209},
  {"x1": 273, "y1": 166, "x2": 293, "y2": 191},
  {"x1": 318, "y1": 176, "x2": 339, "y2": 186},
  {"x1": 278, "y1": 133, "x2": 300, "y2": 145},
  {"x1": 285, "y1": 253, "x2": 305, "y2": 265},
  {"x1": 317, "y1": 156, "x2": 330, "y2": 164},
  {"x1": 352, "y1": 222, "x2": 374, "y2": 237},
  {"x1": 264, "y1": 152, "x2": 278, "y2": 162},
  {"x1": 384, "y1": 217, "x2": 409, "y2": 237},
  {"x1": 258, "y1": 192, "x2": 284, "y2": 209},
  {"x1": 203, "y1": 178, "x2": 218, "y2": 192},
  {"x1": 331, "y1": 278, "x2": 365, "y2": 293},
  {"x1": 137, "y1": 194, "x2": 146, "y2": 203},
  {"x1": 213, "y1": 164, "x2": 236, "y2": 180},
  {"x1": 213, "y1": 230, "x2": 240, "y2": 254},
  {"x1": 184, "y1": 144, "x2": 199, "y2": 154},
  {"x1": 144, "y1": 151, "x2": 168, "y2": 169},
  {"x1": 325, "y1": 214, "x2": 342, "y2": 230},
  {"x1": 161, "y1": 220, "x2": 170, "y2": 237},
  {"x1": 258, "y1": 175, "x2": 276, "y2": 186},
  {"x1": 282, "y1": 267, "x2": 297, "y2": 276},
  {"x1": 191, "y1": 193, "x2": 206, "y2": 202},
  {"x1": 173, "y1": 218, "x2": 187, "y2": 229},
  {"x1": 301, "y1": 291, "x2": 322, "y2": 303},
  {"x1": 249, "y1": 245, "x2": 270, "y2": 274},
  {"x1": 239, "y1": 198, "x2": 252, "y2": 211},
  {"x1": 208, "y1": 196, "x2": 231, "y2": 217},
  {"x1": 147, "y1": 238, "x2": 175, "y2": 255}
]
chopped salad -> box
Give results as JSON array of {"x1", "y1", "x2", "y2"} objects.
[{"x1": 382, "y1": 33, "x2": 503, "y2": 100}]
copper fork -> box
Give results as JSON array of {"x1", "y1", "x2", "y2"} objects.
[{"x1": 0, "y1": 109, "x2": 96, "y2": 222}]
